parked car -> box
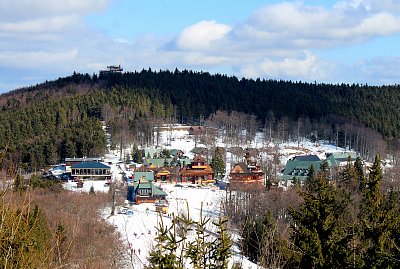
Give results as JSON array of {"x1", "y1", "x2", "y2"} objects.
[
  {"x1": 118, "y1": 207, "x2": 127, "y2": 214},
  {"x1": 126, "y1": 209, "x2": 134, "y2": 216}
]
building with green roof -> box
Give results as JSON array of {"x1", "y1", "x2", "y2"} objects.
[
  {"x1": 144, "y1": 148, "x2": 162, "y2": 159},
  {"x1": 281, "y1": 153, "x2": 358, "y2": 183},
  {"x1": 281, "y1": 155, "x2": 324, "y2": 181},
  {"x1": 143, "y1": 158, "x2": 173, "y2": 168},
  {"x1": 127, "y1": 176, "x2": 167, "y2": 204},
  {"x1": 133, "y1": 165, "x2": 154, "y2": 182},
  {"x1": 326, "y1": 152, "x2": 358, "y2": 167}
]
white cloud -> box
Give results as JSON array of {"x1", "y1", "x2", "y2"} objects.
[
  {"x1": 0, "y1": 49, "x2": 78, "y2": 70},
  {"x1": 176, "y1": 20, "x2": 231, "y2": 51},
  {"x1": 343, "y1": 56, "x2": 400, "y2": 85},
  {"x1": 239, "y1": 51, "x2": 333, "y2": 81},
  {"x1": 0, "y1": 15, "x2": 80, "y2": 33},
  {"x1": 233, "y1": 1, "x2": 400, "y2": 49},
  {"x1": 0, "y1": 0, "x2": 110, "y2": 21}
]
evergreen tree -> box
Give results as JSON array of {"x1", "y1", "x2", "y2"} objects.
[
  {"x1": 338, "y1": 156, "x2": 358, "y2": 191},
  {"x1": 148, "y1": 204, "x2": 233, "y2": 268},
  {"x1": 0, "y1": 203, "x2": 52, "y2": 268},
  {"x1": 357, "y1": 155, "x2": 400, "y2": 268},
  {"x1": 289, "y1": 169, "x2": 351, "y2": 268},
  {"x1": 304, "y1": 164, "x2": 316, "y2": 191},
  {"x1": 211, "y1": 147, "x2": 225, "y2": 181},
  {"x1": 89, "y1": 185, "x2": 95, "y2": 194},
  {"x1": 291, "y1": 176, "x2": 301, "y2": 189}
]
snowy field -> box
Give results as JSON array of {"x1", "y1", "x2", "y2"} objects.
[{"x1": 105, "y1": 183, "x2": 257, "y2": 269}]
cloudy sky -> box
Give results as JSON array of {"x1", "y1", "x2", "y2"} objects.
[{"x1": 1, "y1": 0, "x2": 400, "y2": 92}]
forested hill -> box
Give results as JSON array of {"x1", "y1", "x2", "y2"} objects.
[
  {"x1": 7, "y1": 69, "x2": 399, "y2": 137},
  {"x1": 98, "y1": 69, "x2": 400, "y2": 138},
  {"x1": 1, "y1": 69, "x2": 400, "y2": 169}
]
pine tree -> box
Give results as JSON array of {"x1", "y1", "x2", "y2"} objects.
[
  {"x1": 211, "y1": 147, "x2": 225, "y2": 181},
  {"x1": 89, "y1": 185, "x2": 95, "y2": 194},
  {"x1": 289, "y1": 169, "x2": 351, "y2": 268},
  {"x1": 291, "y1": 176, "x2": 301, "y2": 189},
  {"x1": 148, "y1": 203, "x2": 234, "y2": 268},
  {"x1": 357, "y1": 155, "x2": 400, "y2": 268},
  {"x1": 304, "y1": 164, "x2": 316, "y2": 191}
]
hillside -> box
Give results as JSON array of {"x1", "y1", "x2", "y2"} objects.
[{"x1": 0, "y1": 69, "x2": 399, "y2": 169}]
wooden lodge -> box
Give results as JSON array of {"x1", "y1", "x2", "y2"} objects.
[
  {"x1": 178, "y1": 155, "x2": 214, "y2": 185},
  {"x1": 154, "y1": 167, "x2": 177, "y2": 182},
  {"x1": 127, "y1": 176, "x2": 167, "y2": 204},
  {"x1": 229, "y1": 160, "x2": 265, "y2": 184},
  {"x1": 229, "y1": 147, "x2": 264, "y2": 184}
]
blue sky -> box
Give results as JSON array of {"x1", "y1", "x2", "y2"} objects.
[{"x1": 1, "y1": 0, "x2": 400, "y2": 92}]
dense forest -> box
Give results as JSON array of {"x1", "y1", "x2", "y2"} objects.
[{"x1": 1, "y1": 69, "x2": 400, "y2": 169}]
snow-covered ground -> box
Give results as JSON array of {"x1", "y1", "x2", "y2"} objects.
[{"x1": 105, "y1": 183, "x2": 258, "y2": 269}]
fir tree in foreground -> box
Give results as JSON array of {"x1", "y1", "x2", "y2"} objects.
[{"x1": 147, "y1": 203, "x2": 234, "y2": 269}]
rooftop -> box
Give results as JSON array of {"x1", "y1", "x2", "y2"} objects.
[{"x1": 71, "y1": 162, "x2": 110, "y2": 169}]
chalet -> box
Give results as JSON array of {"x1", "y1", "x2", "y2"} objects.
[
  {"x1": 245, "y1": 148, "x2": 260, "y2": 162},
  {"x1": 154, "y1": 167, "x2": 178, "y2": 182},
  {"x1": 281, "y1": 155, "x2": 325, "y2": 182},
  {"x1": 230, "y1": 161, "x2": 265, "y2": 184},
  {"x1": 179, "y1": 156, "x2": 192, "y2": 167},
  {"x1": 71, "y1": 162, "x2": 111, "y2": 180},
  {"x1": 178, "y1": 155, "x2": 214, "y2": 184},
  {"x1": 281, "y1": 153, "x2": 360, "y2": 184},
  {"x1": 127, "y1": 176, "x2": 167, "y2": 204},
  {"x1": 132, "y1": 165, "x2": 154, "y2": 183}
]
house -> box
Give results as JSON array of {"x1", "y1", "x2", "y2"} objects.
[
  {"x1": 189, "y1": 126, "x2": 206, "y2": 135},
  {"x1": 190, "y1": 147, "x2": 207, "y2": 156},
  {"x1": 143, "y1": 158, "x2": 174, "y2": 168},
  {"x1": 132, "y1": 165, "x2": 154, "y2": 183},
  {"x1": 245, "y1": 148, "x2": 260, "y2": 162},
  {"x1": 71, "y1": 162, "x2": 111, "y2": 180},
  {"x1": 188, "y1": 126, "x2": 218, "y2": 136},
  {"x1": 326, "y1": 152, "x2": 358, "y2": 167},
  {"x1": 49, "y1": 164, "x2": 66, "y2": 176},
  {"x1": 230, "y1": 161, "x2": 265, "y2": 184},
  {"x1": 178, "y1": 155, "x2": 214, "y2": 184},
  {"x1": 179, "y1": 156, "x2": 192, "y2": 167},
  {"x1": 127, "y1": 176, "x2": 167, "y2": 204},
  {"x1": 169, "y1": 149, "x2": 185, "y2": 158},
  {"x1": 281, "y1": 153, "x2": 360, "y2": 184},
  {"x1": 281, "y1": 155, "x2": 325, "y2": 182},
  {"x1": 154, "y1": 167, "x2": 178, "y2": 182}
]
